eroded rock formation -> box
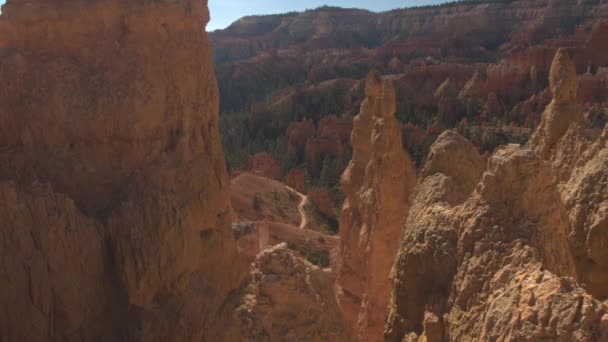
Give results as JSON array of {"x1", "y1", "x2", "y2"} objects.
[
  {"x1": 385, "y1": 48, "x2": 608, "y2": 342},
  {"x1": 0, "y1": 1, "x2": 245, "y2": 340},
  {"x1": 207, "y1": 244, "x2": 350, "y2": 341},
  {"x1": 530, "y1": 48, "x2": 585, "y2": 160},
  {"x1": 335, "y1": 71, "x2": 416, "y2": 341}
]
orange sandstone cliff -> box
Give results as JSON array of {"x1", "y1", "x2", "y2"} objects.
[{"x1": 0, "y1": 0, "x2": 245, "y2": 341}]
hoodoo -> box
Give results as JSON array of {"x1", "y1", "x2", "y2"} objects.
[
  {"x1": 530, "y1": 48, "x2": 585, "y2": 160},
  {"x1": 335, "y1": 71, "x2": 417, "y2": 341}
]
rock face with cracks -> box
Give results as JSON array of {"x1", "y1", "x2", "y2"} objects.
[
  {"x1": 0, "y1": 1, "x2": 245, "y2": 341},
  {"x1": 385, "y1": 49, "x2": 608, "y2": 342},
  {"x1": 335, "y1": 71, "x2": 416, "y2": 341},
  {"x1": 530, "y1": 47, "x2": 608, "y2": 301},
  {"x1": 206, "y1": 244, "x2": 350, "y2": 342}
]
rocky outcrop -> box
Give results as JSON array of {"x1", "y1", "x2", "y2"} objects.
[
  {"x1": 562, "y1": 128, "x2": 608, "y2": 299},
  {"x1": 386, "y1": 48, "x2": 608, "y2": 342},
  {"x1": 336, "y1": 71, "x2": 416, "y2": 341},
  {"x1": 530, "y1": 48, "x2": 586, "y2": 160},
  {"x1": 385, "y1": 130, "x2": 485, "y2": 341},
  {"x1": 526, "y1": 51, "x2": 608, "y2": 299},
  {"x1": 386, "y1": 141, "x2": 606, "y2": 341},
  {"x1": 206, "y1": 244, "x2": 350, "y2": 341},
  {"x1": 0, "y1": 182, "x2": 120, "y2": 341},
  {"x1": 0, "y1": 1, "x2": 245, "y2": 340}
]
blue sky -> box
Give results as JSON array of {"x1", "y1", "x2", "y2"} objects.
[{"x1": 208, "y1": 0, "x2": 445, "y2": 31}]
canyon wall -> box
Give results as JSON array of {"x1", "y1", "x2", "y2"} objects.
[
  {"x1": 206, "y1": 244, "x2": 350, "y2": 341},
  {"x1": 212, "y1": 0, "x2": 608, "y2": 114},
  {"x1": 0, "y1": 0, "x2": 245, "y2": 341},
  {"x1": 214, "y1": 1, "x2": 608, "y2": 189}
]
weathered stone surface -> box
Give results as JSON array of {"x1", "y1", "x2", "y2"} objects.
[
  {"x1": 0, "y1": 182, "x2": 120, "y2": 341},
  {"x1": 386, "y1": 49, "x2": 608, "y2": 341},
  {"x1": 421, "y1": 130, "x2": 485, "y2": 204},
  {"x1": 336, "y1": 71, "x2": 416, "y2": 341},
  {"x1": 0, "y1": 1, "x2": 245, "y2": 340},
  {"x1": 530, "y1": 48, "x2": 586, "y2": 159},
  {"x1": 386, "y1": 130, "x2": 484, "y2": 340},
  {"x1": 206, "y1": 244, "x2": 350, "y2": 341},
  {"x1": 527, "y1": 49, "x2": 608, "y2": 300},
  {"x1": 562, "y1": 126, "x2": 608, "y2": 300},
  {"x1": 386, "y1": 143, "x2": 606, "y2": 341}
]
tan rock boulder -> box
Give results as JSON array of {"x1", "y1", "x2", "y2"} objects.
[
  {"x1": 445, "y1": 145, "x2": 601, "y2": 341},
  {"x1": 387, "y1": 53, "x2": 608, "y2": 338},
  {"x1": 336, "y1": 71, "x2": 417, "y2": 341},
  {"x1": 0, "y1": 182, "x2": 118, "y2": 341},
  {"x1": 340, "y1": 71, "x2": 379, "y2": 207},
  {"x1": 386, "y1": 130, "x2": 485, "y2": 340},
  {"x1": 421, "y1": 130, "x2": 485, "y2": 203},
  {"x1": 334, "y1": 73, "x2": 378, "y2": 330},
  {"x1": 387, "y1": 143, "x2": 606, "y2": 341},
  {"x1": 206, "y1": 244, "x2": 351, "y2": 341}
]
